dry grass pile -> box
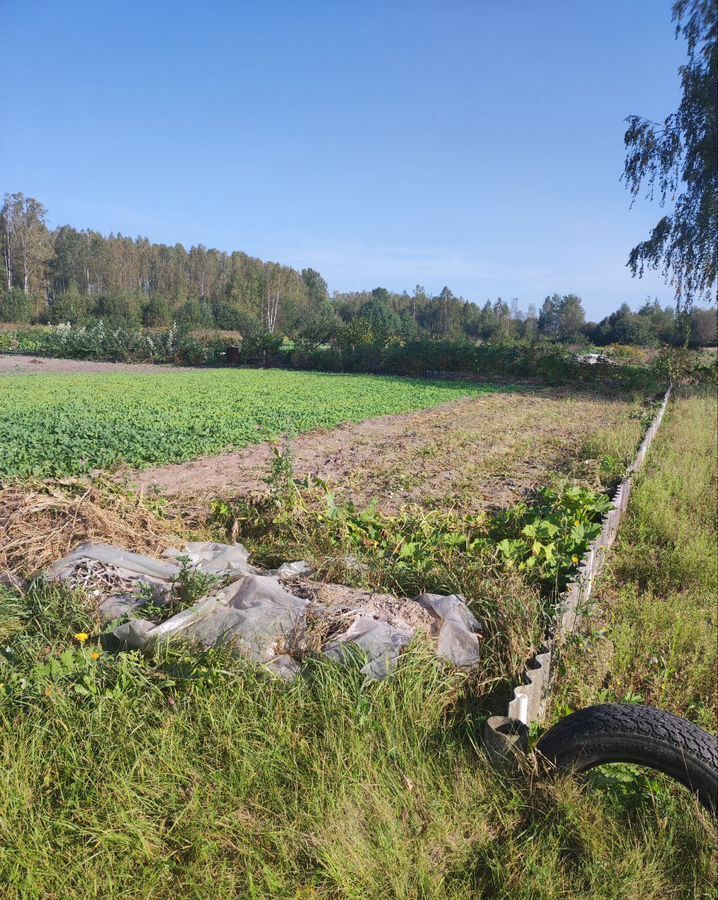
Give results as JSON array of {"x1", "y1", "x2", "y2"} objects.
[{"x1": 0, "y1": 478, "x2": 183, "y2": 577}]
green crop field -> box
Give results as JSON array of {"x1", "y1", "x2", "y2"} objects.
[{"x1": 0, "y1": 369, "x2": 501, "y2": 477}]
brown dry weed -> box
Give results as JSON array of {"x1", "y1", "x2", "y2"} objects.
[{"x1": 0, "y1": 479, "x2": 183, "y2": 577}]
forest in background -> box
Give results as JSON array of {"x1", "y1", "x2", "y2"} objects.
[{"x1": 1, "y1": 192, "x2": 716, "y2": 348}]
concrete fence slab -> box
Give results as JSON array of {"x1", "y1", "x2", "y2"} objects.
[{"x1": 490, "y1": 384, "x2": 671, "y2": 738}]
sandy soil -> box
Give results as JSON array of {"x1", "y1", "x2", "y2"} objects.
[
  {"x1": 0, "y1": 354, "x2": 198, "y2": 377},
  {"x1": 132, "y1": 388, "x2": 635, "y2": 513}
]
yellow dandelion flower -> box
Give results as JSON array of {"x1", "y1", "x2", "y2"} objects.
[
  {"x1": 74, "y1": 632, "x2": 89, "y2": 644},
  {"x1": 91, "y1": 651, "x2": 102, "y2": 660},
  {"x1": 574, "y1": 520, "x2": 581, "y2": 527},
  {"x1": 572, "y1": 555, "x2": 579, "y2": 564}
]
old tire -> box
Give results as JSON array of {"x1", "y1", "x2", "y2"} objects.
[{"x1": 537, "y1": 704, "x2": 718, "y2": 814}]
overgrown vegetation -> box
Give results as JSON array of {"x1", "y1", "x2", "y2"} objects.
[
  {"x1": 551, "y1": 391, "x2": 718, "y2": 734},
  {"x1": 130, "y1": 555, "x2": 223, "y2": 625},
  {"x1": 2, "y1": 320, "x2": 696, "y2": 391},
  {"x1": 0, "y1": 320, "x2": 227, "y2": 366},
  {"x1": 0, "y1": 385, "x2": 715, "y2": 896},
  {"x1": 1, "y1": 495, "x2": 716, "y2": 895},
  {"x1": 210, "y1": 478, "x2": 613, "y2": 663}
]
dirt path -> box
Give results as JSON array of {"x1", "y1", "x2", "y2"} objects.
[
  {"x1": 0, "y1": 354, "x2": 199, "y2": 377},
  {"x1": 132, "y1": 388, "x2": 635, "y2": 513}
]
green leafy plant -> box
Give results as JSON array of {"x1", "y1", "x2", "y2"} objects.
[
  {"x1": 0, "y1": 369, "x2": 496, "y2": 477},
  {"x1": 170, "y1": 556, "x2": 221, "y2": 612},
  {"x1": 491, "y1": 485, "x2": 612, "y2": 590}
]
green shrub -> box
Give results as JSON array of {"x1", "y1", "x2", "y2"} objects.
[{"x1": 0, "y1": 288, "x2": 34, "y2": 324}]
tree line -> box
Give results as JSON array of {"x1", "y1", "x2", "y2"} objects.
[{"x1": 1, "y1": 192, "x2": 715, "y2": 348}]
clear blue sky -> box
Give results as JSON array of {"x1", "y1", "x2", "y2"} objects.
[{"x1": 1, "y1": 0, "x2": 688, "y2": 319}]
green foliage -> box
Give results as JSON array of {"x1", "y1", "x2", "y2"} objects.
[
  {"x1": 0, "y1": 321, "x2": 228, "y2": 365},
  {"x1": 176, "y1": 299, "x2": 214, "y2": 328},
  {"x1": 491, "y1": 486, "x2": 612, "y2": 592},
  {"x1": 142, "y1": 294, "x2": 172, "y2": 327},
  {"x1": 0, "y1": 287, "x2": 34, "y2": 323},
  {"x1": 0, "y1": 369, "x2": 498, "y2": 477},
  {"x1": 319, "y1": 483, "x2": 612, "y2": 601},
  {"x1": 168, "y1": 556, "x2": 222, "y2": 613},
  {"x1": 211, "y1": 479, "x2": 613, "y2": 654},
  {"x1": 2, "y1": 582, "x2": 713, "y2": 898},
  {"x1": 92, "y1": 292, "x2": 141, "y2": 326},
  {"x1": 623, "y1": 0, "x2": 717, "y2": 306},
  {"x1": 552, "y1": 393, "x2": 717, "y2": 732},
  {"x1": 264, "y1": 437, "x2": 297, "y2": 501},
  {"x1": 652, "y1": 346, "x2": 718, "y2": 385},
  {"x1": 0, "y1": 395, "x2": 714, "y2": 894},
  {"x1": 48, "y1": 282, "x2": 89, "y2": 325},
  {"x1": 538, "y1": 293, "x2": 586, "y2": 341},
  {"x1": 238, "y1": 329, "x2": 284, "y2": 364}
]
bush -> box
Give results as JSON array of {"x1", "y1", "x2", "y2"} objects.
[
  {"x1": 0, "y1": 321, "x2": 669, "y2": 391},
  {"x1": 142, "y1": 296, "x2": 172, "y2": 327},
  {"x1": 290, "y1": 345, "x2": 343, "y2": 372},
  {"x1": 652, "y1": 347, "x2": 718, "y2": 386},
  {"x1": 92, "y1": 294, "x2": 141, "y2": 327},
  {"x1": 0, "y1": 288, "x2": 34, "y2": 324},
  {"x1": 240, "y1": 331, "x2": 284, "y2": 366}
]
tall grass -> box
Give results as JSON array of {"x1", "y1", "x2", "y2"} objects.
[
  {"x1": 552, "y1": 391, "x2": 718, "y2": 731},
  {"x1": 1, "y1": 601, "x2": 716, "y2": 891},
  {"x1": 1, "y1": 393, "x2": 716, "y2": 897}
]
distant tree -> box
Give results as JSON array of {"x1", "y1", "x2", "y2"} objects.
[
  {"x1": 523, "y1": 303, "x2": 539, "y2": 339},
  {"x1": 411, "y1": 284, "x2": 428, "y2": 320},
  {"x1": 358, "y1": 298, "x2": 401, "y2": 338},
  {"x1": 176, "y1": 298, "x2": 214, "y2": 328},
  {"x1": 623, "y1": 0, "x2": 717, "y2": 309},
  {"x1": 399, "y1": 308, "x2": 421, "y2": 339},
  {"x1": 538, "y1": 294, "x2": 586, "y2": 341},
  {"x1": 297, "y1": 301, "x2": 341, "y2": 348},
  {"x1": 335, "y1": 318, "x2": 376, "y2": 352},
  {"x1": 211, "y1": 300, "x2": 259, "y2": 334},
  {"x1": 93, "y1": 292, "x2": 141, "y2": 326},
  {"x1": 636, "y1": 298, "x2": 678, "y2": 344},
  {"x1": 301, "y1": 268, "x2": 329, "y2": 305},
  {"x1": 491, "y1": 298, "x2": 514, "y2": 340},
  {"x1": 1, "y1": 204, "x2": 11, "y2": 292},
  {"x1": 606, "y1": 303, "x2": 639, "y2": 344},
  {"x1": 49, "y1": 282, "x2": 88, "y2": 325},
  {"x1": 141, "y1": 295, "x2": 172, "y2": 327},
  {"x1": 689, "y1": 306, "x2": 718, "y2": 346},
  {"x1": 0, "y1": 193, "x2": 54, "y2": 299},
  {"x1": 433, "y1": 286, "x2": 466, "y2": 337},
  {"x1": 460, "y1": 301, "x2": 482, "y2": 339}
]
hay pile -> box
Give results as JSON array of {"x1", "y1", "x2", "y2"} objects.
[{"x1": 0, "y1": 479, "x2": 182, "y2": 577}]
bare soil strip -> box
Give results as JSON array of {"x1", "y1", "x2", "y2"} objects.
[
  {"x1": 0, "y1": 354, "x2": 199, "y2": 377},
  {"x1": 133, "y1": 388, "x2": 636, "y2": 513}
]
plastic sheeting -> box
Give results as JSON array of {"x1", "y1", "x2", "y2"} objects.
[{"x1": 47, "y1": 541, "x2": 483, "y2": 680}]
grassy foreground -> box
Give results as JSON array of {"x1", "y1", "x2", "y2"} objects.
[{"x1": 0, "y1": 394, "x2": 716, "y2": 898}]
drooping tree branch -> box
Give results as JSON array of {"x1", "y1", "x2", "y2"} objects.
[{"x1": 623, "y1": 0, "x2": 717, "y2": 311}]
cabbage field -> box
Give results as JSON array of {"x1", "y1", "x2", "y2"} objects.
[{"x1": 0, "y1": 369, "x2": 500, "y2": 477}]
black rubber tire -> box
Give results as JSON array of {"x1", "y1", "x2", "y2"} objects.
[{"x1": 537, "y1": 704, "x2": 718, "y2": 814}]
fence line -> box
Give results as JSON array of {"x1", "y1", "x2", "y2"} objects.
[{"x1": 497, "y1": 384, "x2": 672, "y2": 729}]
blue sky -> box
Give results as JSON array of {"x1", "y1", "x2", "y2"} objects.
[{"x1": 1, "y1": 0, "x2": 688, "y2": 319}]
